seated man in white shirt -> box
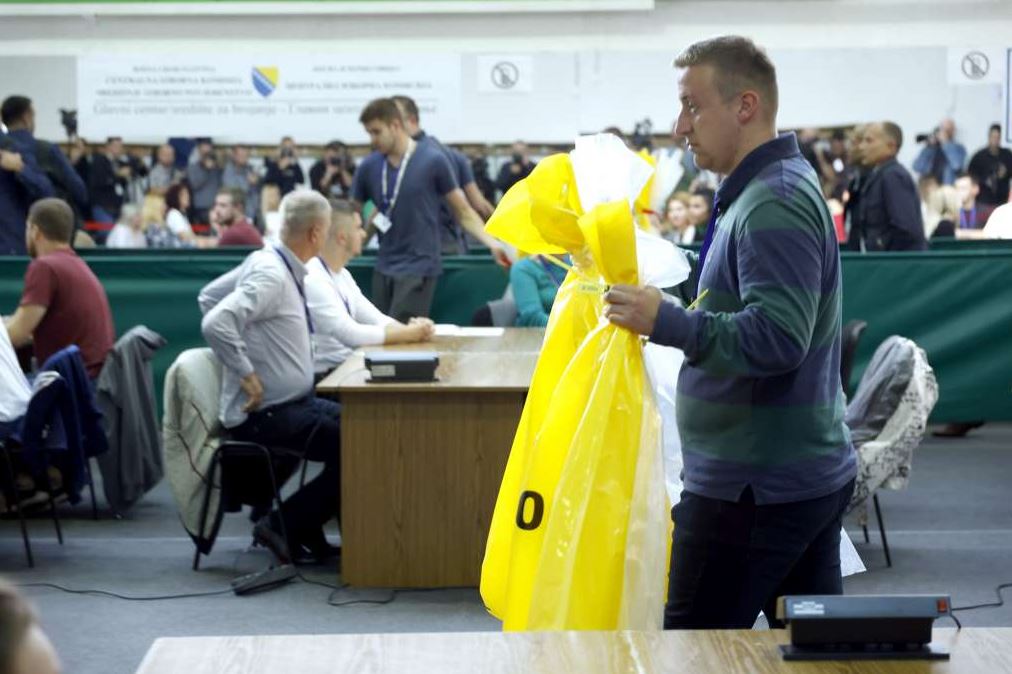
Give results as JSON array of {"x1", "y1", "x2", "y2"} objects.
[{"x1": 306, "y1": 199, "x2": 435, "y2": 379}]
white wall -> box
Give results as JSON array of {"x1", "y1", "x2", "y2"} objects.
[{"x1": 1, "y1": 0, "x2": 1010, "y2": 164}]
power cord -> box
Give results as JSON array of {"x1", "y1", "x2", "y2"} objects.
[
  {"x1": 326, "y1": 585, "x2": 474, "y2": 608},
  {"x1": 15, "y1": 582, "x2": 233, "y2": 601},
  {"x1": 952, "y1": 582, "x2": 1012, "y2": 613}
]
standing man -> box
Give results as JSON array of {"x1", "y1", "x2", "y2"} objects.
[
  {"x1": 852, "y1": 122, "x2": 927, "y2": 251},
  {"x1": 495, "y1": 141, "x2": 536, "y2": 198},
  {"x1": 264, "y1": 136, "x2": 305, "y2": 196},
  {"x1": 86, "y1": 137, "x2": 132, "y2": 224},
  {"x1": 1, "y1": 98, "x2": 55, "y2": 256},
  {"x1": 352, "y1": 97, "x2": 508, "y2": 322},
  {"x1": 392, "y1": 95, "x2": 495, "y2": 253},
  {"x1": 604, "y1": 36, "x2": 856, "y2": 629},
  {"x1": 222, "y1": 144, "x2": 261, "y2": 221},
  {"x1": 6, "y1": 198, "x2": 115, "y2": 379},
  {"x1": 967, "y1": 124, "x2": 1012, "y2": 206},
  {"x1": 198, "y1": 191, "x2": 340, "y2": 564},
  {"x1": 148, "y1": 143, "x2": 182, "y2": 195},
  {"x1": 913, "y1": 118, "x2": 966, "y2": 186},
  {"x1": 186, "y1": 138, "x2": 222, "y2": 225},
  {"x1": 309, "y1": 141, "x2": 355, "y2": 201}
]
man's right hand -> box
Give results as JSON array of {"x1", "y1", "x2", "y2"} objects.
[
  {"x1": 1, "y1": 151, "x2": 24, "y2": 173},
  {"x1": 240, "y1": 372, "x2": 264, "y2": 412}
]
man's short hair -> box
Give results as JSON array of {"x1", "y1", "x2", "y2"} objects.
[
  {"x1": 359, "y1": 98, "x2": 402, "y2": 126},
  {"x1": 280, "y1": 190, "x2": 331, "y2": 241},
  {"x1": 692, "y1": 186, "x2": 715, "y2": 204},
  {"x1": 673, "y1": 35, "x2": 779, "y2": 117},
  {"x1": 391, "y1": 95, "x2": 420, "y2": 123},
  {"x1": 881, "y1": 121, "x2": 904, "y2": 152},
  {"x1": 0, "y1": 580, "x2": 37, "y2": 674},
  {"x1": 28, "y1": 198, "x2": 75, "y2": 244},
  {"x1": 216, "y1": 186, "x2": 246, "y2": 211},
  {"x1": 1, "y1": 96, "x2": 31, "y2": 127},
  {"x1": 327, "y1": 198, "x2": 358, "y2": 239},
  {"x1": 955, "y1": 171, "x2": 978, "y2": 186},
  {"x1": 990, "y1": 123, "x2": 1002, "y2": 135},
  {"x1": 324, "y1": 140, "x2": 346, "y2": 152}
]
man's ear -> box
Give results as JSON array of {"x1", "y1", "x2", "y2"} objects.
[{"x1": 737, "y1": 90, "x2": 761, "y2": 125}]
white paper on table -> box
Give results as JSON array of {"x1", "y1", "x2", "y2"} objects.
[
  {"x1": 458, "y1": 327, "x2": 506, "y2": 337},
  {"x1": 434, "y1": 324, "x2": 461, "y2": 336}
]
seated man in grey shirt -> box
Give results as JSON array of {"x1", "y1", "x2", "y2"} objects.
[{"x1": 198, "y1": 190, "x2": 340, "y2": 565}]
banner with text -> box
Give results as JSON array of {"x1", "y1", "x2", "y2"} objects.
[{"x1": 77, "y1": 54, "x2": 462, "y2": 144}]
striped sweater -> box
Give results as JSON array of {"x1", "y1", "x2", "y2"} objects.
[{"x1": 650, "y1": 133, "x2": 856, "y2": 504}]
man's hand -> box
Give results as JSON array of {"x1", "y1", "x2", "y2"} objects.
[
  {"x1": 1, "y1": 151, "x2": 24, "y2": 173},
  {"x1": 490, "y1": 243, "x2": 511, "y2": 269},
  {"x1": 240, "y1": 372, "x2": 264, "y2": 412},
  {"x1": 604, "y1": 285, "x2": 663, "y2": 336},
  {"x1": 407, "y1": 319, "x2": 435, "y2": 342}
]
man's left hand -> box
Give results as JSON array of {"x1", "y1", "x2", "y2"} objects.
[
  {"x1": 490, "y1": 244, "x2": 511, "y2": 269},
  {"x1": 604, "y1": 284, "x2": 662, "y2": 336}
]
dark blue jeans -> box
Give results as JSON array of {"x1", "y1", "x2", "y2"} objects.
[
  {"x1": 231, "y1": 395, "x2": 341, "y2": 545},
  {"x1": 664, "y1": 478, "x2": 856, "y2": 629}
]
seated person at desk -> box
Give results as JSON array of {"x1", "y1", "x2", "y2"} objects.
[
  {"x1": 5, "y1": 198, "x2": 115, "y2": 379},
  {"x1": 198, "y1": 190, "x2": 340, "y2": 565},
  {"x1": 305, "y1": 199, "x2": 434, "y2": 378},
  {"x1": 510, "y1": 254, "x2": 568, "y2": 327}
]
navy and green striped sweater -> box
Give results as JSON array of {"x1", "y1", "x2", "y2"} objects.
[{"x1": 650, "y1": 133, "x2": 856, "y2": 505}]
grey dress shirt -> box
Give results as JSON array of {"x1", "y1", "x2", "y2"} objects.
[{"x1": 199, "y1": 245, "x2": 314, "y2": 428}]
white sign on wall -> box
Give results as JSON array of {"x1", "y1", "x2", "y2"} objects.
[
  {"x1": 476, "y1": 55, "x2": 534, "y2": 94},
  {"x1": 946, "y1": 47, "x2": 1005, "y2": 86},
  {"x1": 77, "y1": 54, "x2": 462, "y2": 144}
]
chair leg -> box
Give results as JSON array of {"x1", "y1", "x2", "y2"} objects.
[
  {"x1": 41, "y1": 455, "x2": 63, "y2": 545},
  {"x1": 862, "y1": 524, "x2": 869, "y2": 544},
  {"x1": 300, "y1": 460, "x2": 308, "y2": 489},
  {"x1": 873, "y1": 494, "x2": 892, "y2": 568},
  {"x1": 3, "y1": 450, "x2": 34, "y2": 568},
  {"x1": 259, "y1": 447, "x2": 292, "y2": 558},
  {"x1": 192, "y1": 451, "x2": 220, "y2": 571},
  {"x1": 86, "y1": 459, "x2": 98, "y2": 520}
]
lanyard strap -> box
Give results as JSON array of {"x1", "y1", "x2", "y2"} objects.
[
  {"x1": 695, "y1": 194, "x2": 720, "y2": 297},
  {"x1": 381, "y1": 138, "x2": 416, "y2": 215},
  {"x1": 274, "y1": 247, "x2": 314, "y2": 334},
  {"x1": 317, "y1": 256, "x2": 351, "y2": 314},
  {"x1": 960, "y1": 207, "x2": 977, "y2": 229}
]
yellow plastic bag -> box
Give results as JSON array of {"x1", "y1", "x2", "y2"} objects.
[{"x1": 481, "y1": 152, "x2": 670, "y2": 631}]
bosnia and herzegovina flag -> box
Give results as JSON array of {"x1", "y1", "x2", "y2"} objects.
[{"x1": 252, "y1": 67, "x2": 279, "y2": 98}]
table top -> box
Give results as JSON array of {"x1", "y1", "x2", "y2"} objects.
[
  {"x1": 135, "y1": 628, "x2": 1012, "y2": 674},
  {"x1": 316, "y1": 328, "x2": 544, "y2": 394}
]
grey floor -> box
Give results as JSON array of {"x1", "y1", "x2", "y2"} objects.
[{"x1": 2, "y1": 424, "x2": 1011, "y2": 674}]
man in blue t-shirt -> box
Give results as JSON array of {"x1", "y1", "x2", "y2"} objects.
[
  {"x1": 352, "y1": 98, "x2": 508, "y2": 321},
  {"x1": 392, "y1": 95, "x2": 495, "y2": 254}
]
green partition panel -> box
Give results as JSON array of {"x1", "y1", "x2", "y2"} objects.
[{"x1": 2, "y1": 248, "x2": 1009, "y2": 422}]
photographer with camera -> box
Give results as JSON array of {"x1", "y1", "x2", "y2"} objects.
[
  {"x1": 223, "y1": 144, "x2": 261, "y2": 221},
  {"x1": 264, "y1": 136, "x2": 305, "y2": 196},
  {"x1": 186, "y1": 137, "x2": 223, "y2": 225},
  {"x1": 913, "y1": 117, "x2": 966, "y2": 186},
  {"x1": 310, "y1": 140, "x2": 354, "y2": 200},
  {"x1": 85, "y1": 136, "x2": 138, "y2": 224},
  {"x1": 495, "y1": 140, "x2": 536, "y2": 199}
]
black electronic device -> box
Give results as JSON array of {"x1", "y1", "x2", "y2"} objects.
[
  {"x1": 230, "y1": 564, "x2": 297, "y2": 596},
  {"x1": 364, "y1": 351, "x2": 439, "y2": 383},
  {"x1": 776, "y1": 594, "x2": 952, "y2": 661}
]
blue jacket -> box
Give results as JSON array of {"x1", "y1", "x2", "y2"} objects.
[
  {"x1": 0, "y1": 130, "x2": 55, "y2": 255},
  {"x1": 853, "y1": 159, "x2": 927, "y2": 252}
]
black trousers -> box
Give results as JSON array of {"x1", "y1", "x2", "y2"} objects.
[
  {"x1": 372, "y1": 269, "x2": 437, "y2": 323},
  {"x1": 664, "y1": 478, "x2": 855, "y2": 630},
  {"x1": 231, "y1": 395, "x2": 341, "y2": 545}
]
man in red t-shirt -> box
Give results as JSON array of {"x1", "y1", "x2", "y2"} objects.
[
  {"x1": 212, "y1": 187, "x2": 264, "y2": 247},
  {"x1": 5, "y1": 198, "x2": 115, "y2": 379}
]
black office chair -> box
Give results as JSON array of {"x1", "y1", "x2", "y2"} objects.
[
  {"x1": 840, "y1": 319, "x2": 868, "y2": 399},
  {"x1": 191, "y1": 441, "x2": 300, "y2": 570}
]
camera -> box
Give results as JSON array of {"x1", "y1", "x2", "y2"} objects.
[
  {"x1": 59, "y1": 109, "x2": 78, "y2": 138},
  {"x1": 281, "y1": 148, "x2": 295, "y2": 159},
  {"x1": 915, "y1": 128, "x2": 939, "y2": 144}
]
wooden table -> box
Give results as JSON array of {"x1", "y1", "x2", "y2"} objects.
[
  {"x1": 316, "y1": 328, "x2": 544, "y2": 588},
  {"x1": 136, "y1": 628, "x2": 1012, "y2": 674}
]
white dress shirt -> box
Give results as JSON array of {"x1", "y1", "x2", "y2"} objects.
[
  {"x1": 199, "y1": 246, "x2": 315, "y2": 428},
  {"x1": 0, "y1": 325, "x2": 30, "y2": 423},
  {"x1": 305, "y1": 256, "x2": 396, "y2": 374}
]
